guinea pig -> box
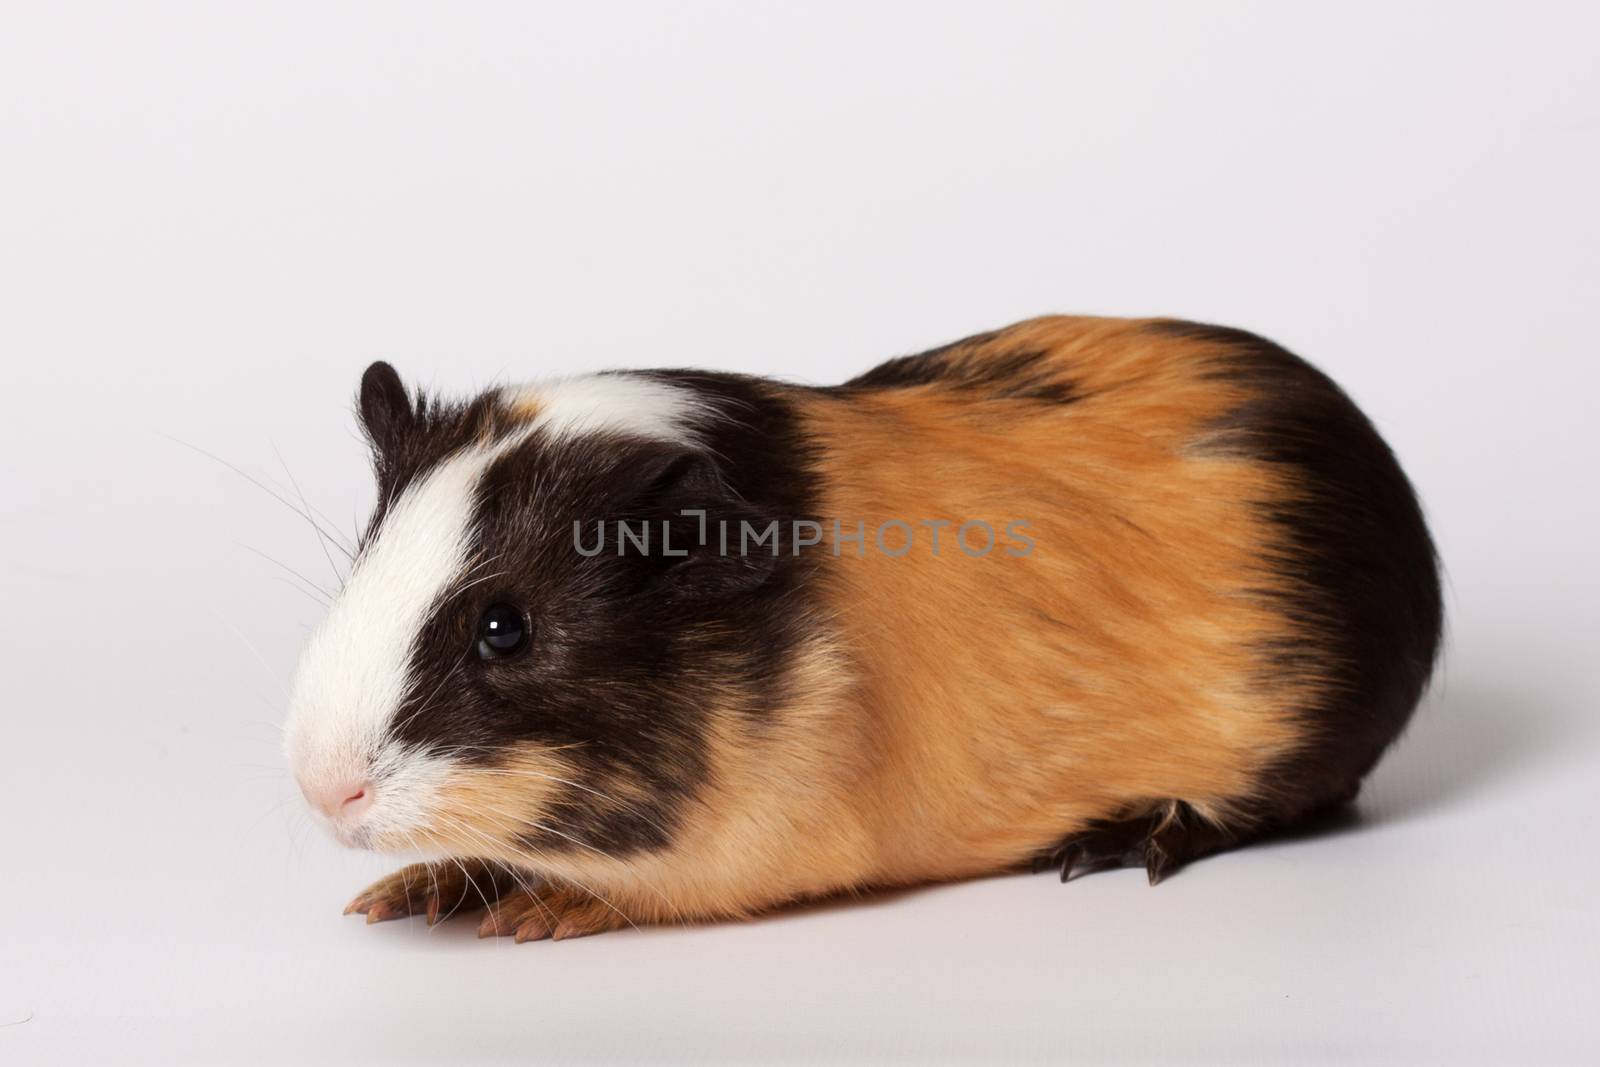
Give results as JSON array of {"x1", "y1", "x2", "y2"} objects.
[{"x1": 285, "y1": 315, "x2": 1442, "y2": 941}]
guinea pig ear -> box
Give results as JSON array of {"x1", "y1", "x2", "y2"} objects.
[
  {"x1": 357, "y1": 361, "x2": 415, "y2": 458},
  {"x1": 610, "y1": 447, "x2": 781, "y2": 597}
]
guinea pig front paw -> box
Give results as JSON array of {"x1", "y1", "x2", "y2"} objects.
[
  {"x1": 476, "y1": 885, "x2": 634, "y2": 943},
  {"x1": 343, "y1": 860, "x2": 511, "y2": 926}
]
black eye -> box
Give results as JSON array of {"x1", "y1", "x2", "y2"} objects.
[{"x1": 476, "y1": 603, "x2": 528, "y2": 660}]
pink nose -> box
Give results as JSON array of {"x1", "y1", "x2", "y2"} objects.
[{"x1": 305, "y1": 779, "x2": 375, "y2": 821}]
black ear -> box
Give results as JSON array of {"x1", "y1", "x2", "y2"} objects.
[
  {"x1": 608, "y1": 447, "x2": 781, "y2": 598},
  {"x1": 620, "y1": 450, "x2": 726, "y2": 514},
  {"x1": 357, "y1": 361, "x2": 414, "y2": 457}
]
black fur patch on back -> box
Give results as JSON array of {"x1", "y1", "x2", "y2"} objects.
[
  {"x1": 841, "y1": 330, "x2": 1077, "y2": 403},
  {"x1": 1150, "y1": 319, "x2": 1444, "y2": 827}
]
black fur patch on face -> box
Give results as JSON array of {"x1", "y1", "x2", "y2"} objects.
[
  {"x1": 379, "y1": 373, "x2": 823, "y2": 859},
  {"x1": 1148, "y1": 319, "x2": 1444, "y2": 830},
  {"x1": 841, "y1": 330, "x2": 1077, "y2": 403}
]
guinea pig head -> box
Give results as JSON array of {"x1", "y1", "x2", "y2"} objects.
[{"x1": 284, "y1": 362, "x2": 786, "y2": 866}]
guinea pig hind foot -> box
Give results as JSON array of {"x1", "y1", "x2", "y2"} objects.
[
  {"x1": 1040, "y1": 801, "x2": 1236, "y2": 887},
  {"x1": 344, "y1": 859, "x2": 515, "y2": 926}
]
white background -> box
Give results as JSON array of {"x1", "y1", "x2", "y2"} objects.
[{"x1": 2, "y1": 2, "x2": 1597, "y2": 1063}]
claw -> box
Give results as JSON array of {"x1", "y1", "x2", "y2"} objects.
[
  {"x1": 1058, "y1": 843, "x2": 1080, "y2": 883},
  {"x1": 478, "y1": 900, "x2": 527, "y2": 938},
  {"x1": 1146, "y1": 843, "x2": 1171, "y2": 886},
  {"x1": 552, "y1": 918, "x2": 608, "y2": 941}
]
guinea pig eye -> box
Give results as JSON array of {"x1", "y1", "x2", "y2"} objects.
[{"x1": 476, "y1": 603, "x2": 528, "y2": 660}]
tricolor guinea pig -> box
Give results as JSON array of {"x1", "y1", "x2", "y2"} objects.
[{"x1": 285, "y1": 315, "x2": 1441, "y2": 941}]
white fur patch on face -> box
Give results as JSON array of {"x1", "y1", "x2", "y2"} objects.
[
  {"x1": 503, "y1": 374, "x2": 710, "y2": 446},
  {"x1": 286, "y1": 371, "x2": 709, "y2": 849},
  {"x1": 285, "y1": 446, "x2": 489, "y2": 845}
]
